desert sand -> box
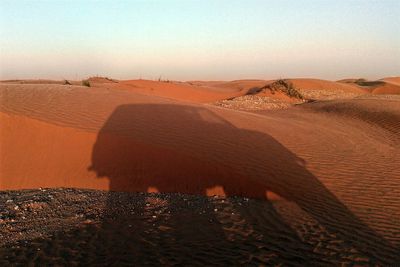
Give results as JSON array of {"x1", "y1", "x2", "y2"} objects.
[{"x1": 1, "y1": 77, "x2": 400, "y2": 265}]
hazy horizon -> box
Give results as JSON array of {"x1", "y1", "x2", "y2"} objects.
[{"x1": 1, "y1": 0, "x2": 399, "y2": 81}]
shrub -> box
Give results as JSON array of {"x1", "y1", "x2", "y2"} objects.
[
  {"x1": 82, "y1": 80, "x2": 91, "y2": 87},
  {"x1": 261, "y1": 79, "x2": 304, "y2": 99},
  {"x1": 246, "y1": 87, "x2": 263, "y2": 95},
  {"x1": 355, "y1": 79, "x2": 384, "y2": 87}
]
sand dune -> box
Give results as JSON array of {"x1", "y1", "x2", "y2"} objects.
[
  {"x1": 1, "y1": 77, "x2": 377, "y2": 105},
  {"x1": 0, "y1": 79, "x2": 68, "y2": 85},
  {"x1": 190, "y1": 78, "x2": 369, "y2": 103},
  {"x1": 337, "y1": 77, "x2": 400, "y2": 95},
  {"x1": 381, "y1": 76, "x2": 400, "y2": 86},
  {"x1": 299, "y1": 98, "x2": 400, "y2": 135},
  {"x1": 286, "y1": 78, "x2": 366, "y2": 99},
  {"x1": 289, "y1": 78, "x2": 364, "y2": 92},
  {"x1": 189, "y1": 79, "x2": 271, "y2": 93},
  {"x1": 1, "y1": 79, "x2": 400, "y2": 264},
  {"x1": 1, "y1": 82, "x2": 399, "y2": 201},
  {"x1": 97, "y1": 79, "x2": 243, "y2": 103},
  {"x1": 191, "y1": 78, "x2": 368, "y2": 100},
  {"x1": 371, "y1": 81, "x2": 400, "y2": 95}
]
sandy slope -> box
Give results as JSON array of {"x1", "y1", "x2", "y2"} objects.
[
  {"x1": 189, "y1": 79, "x2": 271, "y2": 93},
  {"x1": 337, "y1": 77, "x2": 400, "y2": 95},
  {"x1": 99, "y1": 79, "x2": 244, "y2": 103},
  {"x1": 1, "y1": 81, "x2": 400, "y2": 264},
  {"x1": 289, "y1": 78, "x2": 364, "y2": 93},
  {"x1": 190, "y1": 78, "x2": 369, "y2": 101},
  {"x1": 371, "y1": 81, "x2": 400, "y2": 95},
  {"x1": 381, "y1": 77, "x2": 400, "y2": 86},
  {"x1": 287, "y1": 78, "x2": 367, "y2": 99}
]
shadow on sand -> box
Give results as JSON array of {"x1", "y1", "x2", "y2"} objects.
[{"x1": 1, "y1": 103, "x2": 398, "y2": 265}]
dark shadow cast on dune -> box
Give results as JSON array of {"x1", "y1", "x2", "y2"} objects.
[
  {"x1": 87, "y1": 103, "x2": 398, "y2": 265},
  {"x1": 1, "y1": 103, "x2": 398, "y2": 265}
]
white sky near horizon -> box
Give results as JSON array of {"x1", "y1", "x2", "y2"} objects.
[{"x1": 0, "y1": 0, "x2": 399, "y2": 81}]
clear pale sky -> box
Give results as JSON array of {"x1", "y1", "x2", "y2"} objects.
[{"x1": 0, "y1": 0, "x2": 399, "y2": 81}]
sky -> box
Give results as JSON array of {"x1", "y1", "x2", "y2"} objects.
[{"x1": 0, "y1": 0, "x2": 399, "y2": 81}]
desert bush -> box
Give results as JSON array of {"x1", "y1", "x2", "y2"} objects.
[
  {"x1": 64, "y1": 80, "x2": 71, "y2": 85},
  {"x1": 82, "y1": 80, "x2": 91, "y2": 87},
  {"x1": 261, "y1": 79, "x2": 304, "y2": 99},
  {"x1": 355, "y1": 79, "x2": 384, "y2": 87},
  {"x1": 246, "y1": 87, "x2": 263, "y2": 95},
  {"x1": 157, "y1": 76, "x2": 170, "y2": 83}
]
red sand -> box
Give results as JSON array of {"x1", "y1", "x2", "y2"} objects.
[
  {"x1": 288, "y1": 78, "x2": 366, "y2": 94},
  {"x1": 1, "y1": 81, "x2": 399, "y2": 204},
  {"x1": 337, "y1": 77, "x2": 400, "y2": 95},
  {"x1": 189, "y1": 79, "x2": 272, "y2": 93},
  {"x1": 100, "y1": 79, "x2": 243, "y2": 103},
  {"x1": 1, "y1": 78, "x2": 400, "y2": 264},
  {"x1": 381, "y1": 77, "x2": 400, "y2": 86},
  {"x1": 372, "y1": 81, "x2": 400, "y2": 95}
]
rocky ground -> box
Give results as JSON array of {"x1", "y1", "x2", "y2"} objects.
[
  {"x1": 1, "y1": 188, "x2": 398, "y2": 266},
  {"x1": 297, "y1": 89, "x2": 362, "y2": 101},
  {"x1": 213, "y1": 95, "x2": 302, "y2": 111}
]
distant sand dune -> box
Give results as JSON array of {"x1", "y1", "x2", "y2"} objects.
[
  {"x1": 381, "y1": 77, "x2": 400, "y2": 86},
  {"x1": 372, "y1": 81, "x2": 400, "y2": 95},
  {"x1": 103, "y1": 79, "x2": 244, "y2": 103},
  {"x1": 337, "y1": 77, "x2": 400, "y2": 95}
]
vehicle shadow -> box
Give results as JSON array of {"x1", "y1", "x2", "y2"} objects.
[
  {"x1": 87, "y1": 103, "x2": 397, "y2": 265},
  {"x1": 0, "y1": 103, "x2": 397, "y2": 265}
]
